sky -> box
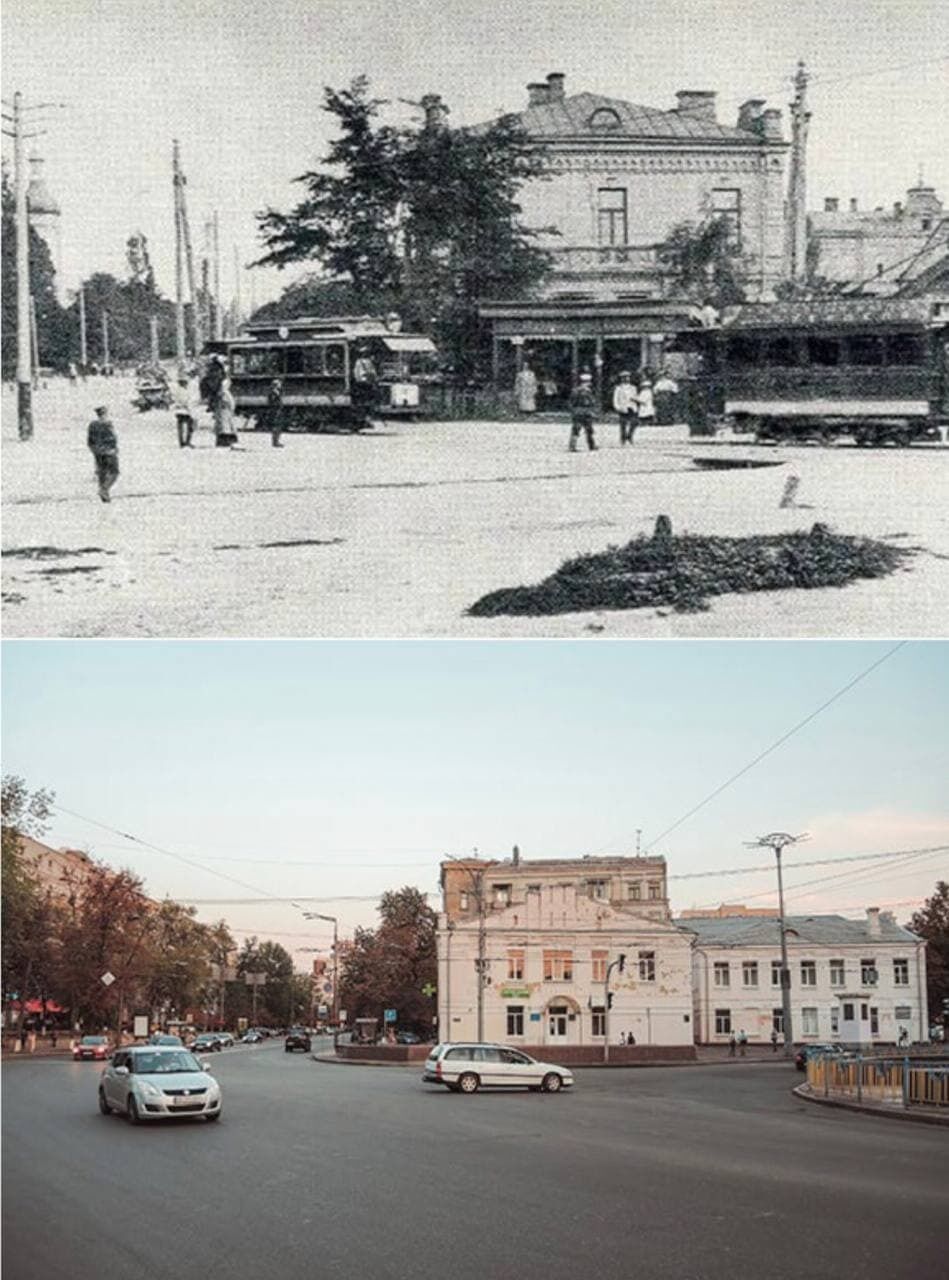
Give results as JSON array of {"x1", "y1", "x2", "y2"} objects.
[
  {"x1": 3, "y1": 639, "x2": 947, "y2": 968},
  {"x1": 2, "y1": 0, "x2": 947, "y2": 305}
]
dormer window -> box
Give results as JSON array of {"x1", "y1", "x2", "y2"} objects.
[{"x1": 589, "y1": 107, "x2": 622, "y2": 131}]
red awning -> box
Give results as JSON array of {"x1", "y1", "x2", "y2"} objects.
[{"x1": 12, "y1": 999, "x2": 65, "y2": 1014}]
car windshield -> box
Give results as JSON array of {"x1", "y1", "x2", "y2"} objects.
[
  {"x1": 81, "y1": 1037, "x2": 106, "y2": 1045},
  {"x1": 131, "y1": 1051, "x2": 203, "y2": 1074}
]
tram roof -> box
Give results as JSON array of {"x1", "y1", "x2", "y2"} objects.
[
  {"x1": 237, "y1": 315, "x2": 431, "y2": 342},
  {"x1": 722, "y1": 297, "x2": 940, "y2": 332}
]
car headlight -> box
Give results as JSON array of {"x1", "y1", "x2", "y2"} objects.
[{"x1": 139, "y1": 1082, "x2": 161, "y2": 1098}]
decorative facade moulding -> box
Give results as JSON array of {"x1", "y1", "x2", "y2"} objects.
[{"x1": 542, "y1": 153, "x2": 771, "y2": 175}]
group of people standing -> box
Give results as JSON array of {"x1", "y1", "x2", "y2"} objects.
[{"x1": 568, "y1": 368, "x2": 662, "y2": 452}]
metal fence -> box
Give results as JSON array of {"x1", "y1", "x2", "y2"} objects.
[{"x1": 805, "y1": 1051, "x2": 949, "y2": 1110}]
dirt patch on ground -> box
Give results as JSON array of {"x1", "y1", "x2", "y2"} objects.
[
  {"x1": 469, "y1": 520, "x2": 912, "y2": 617},
  {"x1": 4, "y1": 545, "x2": 116, "y2": 560}
]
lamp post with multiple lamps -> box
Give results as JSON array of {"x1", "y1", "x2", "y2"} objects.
[{"x1": 302, "y1": 913, "x2": 339, "y2": 1046}]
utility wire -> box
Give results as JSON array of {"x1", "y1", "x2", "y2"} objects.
[{"x1": 640, "y1": 641, "x2": 906, "y2": 852}]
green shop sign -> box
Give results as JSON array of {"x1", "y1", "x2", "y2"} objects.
[{"x1": 500, "y1": 986, "x2": 531, "y2": 999}]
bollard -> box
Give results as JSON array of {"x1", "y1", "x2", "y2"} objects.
[
  {"x1": 856, "y1": 1055, "x2": 862, "y2": 1104},
  {"x1": 779, "y1": 475, "x2": 800, "y2": 509},
  {"x1": 902, "y1": 1057, "x2": 910, "y2": 1109}
]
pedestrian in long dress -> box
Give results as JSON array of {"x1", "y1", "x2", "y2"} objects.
[
  {"x1": 215, "y1": 376, "x2": 239, "y2": 447},
  {"x1": 515, "y1": 364, "x2": 538, "y2": 414},
  {"x1": 268, "y1": 378, "x2": 285, "y2": 448},
  {"x1": 612, "y1": 370, "x2": 638, "y2": 445},
  {"x1": 568, "y1": 372, "x2": 597, "y2": 451},
  {"x1": 87, "y1": 405, "x2": 120, "y2": 502},
  {"x1": 172, "y1": 376, "x2": 196, "y2": 448},
  {"x1": 637, "y1": 375, "x2": 656, "y2": 428}
]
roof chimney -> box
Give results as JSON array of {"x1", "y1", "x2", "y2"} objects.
[
  {"x1": 512, "y1": 844, "x2": 520, "y2": 866},
  {"x1": 546, "y1": 72, "x2": 565, "y2": 102},
  {"x1": 850, "y1": 198, "x2": 859, "y2": 212},
  {"x1": 420, "y1": 94, "x2": 449, "y2": 131},
  {"x1": 527, "y1": 82, "x2": 549, "y2": 108},
  {"x1": 737, "y1": 98, "x2": 765, "y2": 133},
  {"x1": 758, "y1": 108, "x2": 784, "y2": 142},
  {"x1": 824, "y1": 197, "x2": 839, "y2": 212},
  {"x1": 675, "y1": 90, "x2": 717, "y2": 123},
  {"x1": 893, "y1": 201, "x2": 903, "y2": 217},
  {"x1": 866, "y1": 906, "x2": 881, "y2": 937}
]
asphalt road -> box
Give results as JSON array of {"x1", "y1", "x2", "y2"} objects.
[{"x1": 3, "y1": 1041, "x2": 946, "y2": 1280}]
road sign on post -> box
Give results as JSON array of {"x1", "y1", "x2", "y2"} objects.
[
  {"x1": 100, "y1": 972, "x2": 116, "y2": 987},
  {"x1": 384, "y1": 1008, "x2": 397, "y2": 1023}
]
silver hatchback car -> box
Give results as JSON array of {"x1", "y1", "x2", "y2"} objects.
[
  {"x1": 99, "y1": 1045, "x2": 222, "y2": 1123},
  {"x1": 423, "y1": 1043, "x2": 574, "y2": 1094}
]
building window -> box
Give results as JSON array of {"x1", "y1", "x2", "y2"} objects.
[
  {"x1": 894, "y1": 1005, "x2": 912, "y2": 1022},
  {"x1": 591, "y1": 950, "x2": 608, "y2": 983},
  {"x1": 843, "y1": 1002, "x2": 855, "y2": 1022},
  {"x1": 507, "y1": 950, "x2": 524, "y2": 981},
  {"x1": 598, "y1": 188, "x2": 627, "y2": 246},
  {"x1": 588, "y1": 879, "x2": 608, "y2": 900},
  {"x1": 714, "y1": 962, "x2": 730, "y2": 988},
  {"x1": 459, "y1": 891, "x2": 469, "y2": 911},
  {"x1": 829, "y1": 959, "x2": 845, "y2": 987},
  {"x1": 772, "y1": 1008, "x2": 784, "y2": 1035},
  {"x1": 715, "y1": 1009, "x2": 732, "y2": 1035},
  {"x1": 628, "y1": 883, "x2": 642, "y2": 901},
  {"x1": 639, "y1": 951, "x2": 656, "y2": 982},
  {"x1": 870, "y1": 1006, "x2": 880, "y2": 1035},
  {"x1": 771, "y1": 961, "x2": 783, "y2": 987},
  {"x1": 800, "y1": 961, "x2": 817, "y2": 987},
  {"x1": 506, "y1": 1006, "x2": 524, "y2": 1037},
  {"x1": 861, "y1": 1003, "x2": 869, "y2": 1021},
  {"x1": 548, "y1": 1005, "x2": 569, "y2": 1037},
  {"x1": 742, "y1": 962, "x2": 759, "y2": 988},
  {"x1": 543, "y1": 950, "x2": 573, "y2": 982},
  {"x1": 711, "y1": 187, "x2": 742, "y2": 248},
  {"x1": 648, "y1": 882, "x2": 662, "y2": 900},
  {"x1": 893, "y1": 958, "x2": 909, "y2": 986},
  {"x1": 493, "y1": 883, "x2": 511, "y2": 907},
  {"x1": 830, "y1": 1008, "x2": 839, "y2": 1035},
  {"x1": 861, "y1": 959, "x2": 878, "y2": 985},
  {"x1": 801, "y1": 1008, "x2": 819, "y2": 1036},
  {"x1": 591, "y1": 1006, "x2": 606, "y2": 1037}
]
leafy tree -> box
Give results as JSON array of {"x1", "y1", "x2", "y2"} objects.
[
  {"x1": 1, "y1": 776, "x2": 57, "y2": 1020},
  {"x1": 658, "y1": 216, "x2": 747, "y2": 309},
  {"x1": 66, "y1": 271, "x2": 178, "y2": 366},
  {"x1": 255, "y1": 77, "x2": 552, "y2": 376},
  {"x1": 909, "y1": 881, "x2": 949, "y2": 1033},
  {"x1": 237, "y1": 937, "x2": 297, "y2": 1025},
  {"x1": 339, "y1": 886, "x2": 437, "y2": 1034},
  {"x1": 1, "y1": 173, "x2": 71, "y2": 376}
]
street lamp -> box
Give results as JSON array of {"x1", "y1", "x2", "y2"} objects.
[
  {"x1": 745, "y1": 832, "x2": 809, "y2": 1060},
  {"x1": 302, "y1": 913, "x2": 338, "y2": 1046}
]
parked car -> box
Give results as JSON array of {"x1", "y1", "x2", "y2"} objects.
[
  {"x1": 98, "y1": 1045, "x2": 222, "y2": 1123},
  {"x1": 396, "y1": 1031, "x2": 422, "y2": 1045},
  {"x1": 190, "y1": 1033, "x2": 223, "y2": 1054},
  {"x1": 241, "y1": 1031, "x2": 264, "y2": 1044},
  {"x1": 148, "y1": 1033, "x2": 184, "y2": 1047},
  {"x1": 73, "y1": 1035, "x2": 111, "y2": 1062},
  {"x1": 794, "y1": 1043, "x2": 842, "y2": 1071},
  {"x1": 423, "y1": 1043, "x2": 574, "y2": 1094},
  {"x1": 215, "y1": 1032, "x2": 235, "y2": 1049},
  {"x1": 285, "y1": 1027, "x2": 312, "y2": 1053}
]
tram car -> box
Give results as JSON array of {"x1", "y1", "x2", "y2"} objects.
[
  {"x1": 712, "y1": 297, "x2": 948, "y2": 445},
  {"x1": 222, "y1": 315, "x2": 440, "y2": 432}
]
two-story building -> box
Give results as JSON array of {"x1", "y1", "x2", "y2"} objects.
[
  {"x1": 438, "y1": 853, "x2": 695, "y2": 1050},
  {"x1": 683, "y1": 908, "x2": 929, "y2": 1047},
  {"x1": 808, "y1": 183, "x2": 945, "y2": 293}
]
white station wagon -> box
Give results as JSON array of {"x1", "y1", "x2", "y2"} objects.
[
  {"x1": 99, "y1": 1045, "x2": 222, "y2": 1123},
  {"x1": 423, "y1": 1043, "x2": 574, "y2": 1094}
]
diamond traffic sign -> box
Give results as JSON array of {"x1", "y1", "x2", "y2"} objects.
[{"x1": 100, "y1": 972, "x2": 116, "y2": 987}]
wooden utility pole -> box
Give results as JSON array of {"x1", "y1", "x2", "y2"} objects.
[
  {"x1": 176, "y1": 147, "x2": 203, "y2": 356},
  {"x1": 787, "y1": 61, "x2": 810, "y2": 283},
  {"x1": 79, "y1": 285, "x2": 88, "y2": 366},
  {"x1": 212, "y1": 211, "x2": 222, "y2": 341},
  {"x1": 149, "y1": 314, "x2": 159, "y2": 364},
  {"x1": 173, "y1": 141, "x2": 186, "y2": 365},
  {"x1": 233, "y1": 244, "x2": 242, "y2": 337},
  {"x1": 101, "y1": 311, "x2": 110, "y2": 368},
  {"x1": 29, "y1": 295, "x2": 40, "y2": 383},
  {"x1": 10, "y1": 93, "x2": 33, "y2": 438}
]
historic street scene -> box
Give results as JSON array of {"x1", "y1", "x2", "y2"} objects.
[
  {"x1": 3, "y1": 639, "x2": 947, "y2": 1280},
  {"x1": 2, "y1": 2, "x2": 947, "y2": 637}
]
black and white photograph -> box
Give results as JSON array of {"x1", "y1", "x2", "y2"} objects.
[{"x1": 2, "y1": 2, "x2": 948, "y2": 1279}]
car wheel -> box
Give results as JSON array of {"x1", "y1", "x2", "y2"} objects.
[
  {"x1": 542, "y1": 1073, "x2": 563, "y2": 1093},
  {"x1": 98, "y1": 1089, "x2": 111, "y2": 1115},
  {"x1": 126, "y1": 1094, "x2": 141, "y2": 1125},
  {"x1": 457, "y1": 1072, "x2": 480, "y2": 1094}
]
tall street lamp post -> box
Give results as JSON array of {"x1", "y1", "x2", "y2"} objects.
[
  {"x1": 746, "y1": 832, "x2": 809, "y2": 1060},
  {"x1": 303, "y1": 913, "x2": 339, "y2": 1047}
]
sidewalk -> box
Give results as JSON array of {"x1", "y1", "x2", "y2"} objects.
[
  {"x1": 793, "y1": 1083, "x2": 949, "y2": 1127},
  {"x1": 311, "y1": 1046, "x2": 794, "y2": 1070}
]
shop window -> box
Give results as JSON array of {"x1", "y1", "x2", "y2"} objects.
[
  {"x1": 766, "y1": 335, "x2": 801, "y2": 366},
  {"x1": 726, "y1": 335, "x2": 760, "y2": 365}
]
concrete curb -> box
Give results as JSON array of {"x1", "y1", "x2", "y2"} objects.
[
  {"x1": 311, "y1": 1052, "x2": 794, "y2": 1072},
  {"x1": 792, "y1": 1083, "x2": 949, "y2": 1127}
]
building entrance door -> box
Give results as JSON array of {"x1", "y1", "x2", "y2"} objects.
[{"x1": 547, "y1": 1005, "x2": 569, "y2": 1039}]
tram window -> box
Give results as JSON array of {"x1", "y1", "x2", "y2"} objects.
[
  {"x1": 847, "y1": 335, "x2": 884, "y2": 366},
  {"x1": 302, "y1": 347, "x2": 326, "y2": 375},
  {"x1": 244, "y1": 349, "x2": 282, "y2": 376},
  {"x1": 325, "y1": 344, "x2": 345, "y2": 377},
  {"x1": 766, "y1": 336, "x2": 800, "y2": 366},
  {"x1": 807, "y1": 336, "x2": 840, "y2": 366},
  {"x1": 231, "y1": 352, "x2": 247, "y2": 375},
  {"x1": 284, "y1": 348, "x2": 305, "y2": 375},
  {"x1": 885, "y1": 333, "x2": 925, "y2": 365},
  {"x1": 725, "y1": 336, "x2": 760, "y2": 365}
]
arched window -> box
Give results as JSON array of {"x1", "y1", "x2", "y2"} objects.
[{"x1": 588, "y1": 107, "x2": 622, "y2": 131}]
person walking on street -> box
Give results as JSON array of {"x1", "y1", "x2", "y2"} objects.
[
  {"x1": 515, "y1": 363, "x2": 538, "y2": 414},
  {"x1": 351, "y1": 343, "x2": 378, "y2": 430},
  {"x1": 268, "y1": 378, "x2": 285, "y2": 448},
  {"x1": 738, "y1": 1029, "x2": 747, "y2": 1057},
  {"x1": 613, "y1": 370, "x2": 638, "y2": 445},
  {"x1": 172, "y1": 375, "x2": 196, "y2": 448},
  {"x1": 87, "y1": 405, "x2": 120, "y2": 502},
  {"x1": 771, "y1": 1028, "x2": 779, "y2": 1053},
  {"x1": 728, "y1": 1032, "x2": 737, "y2": 1057},
  {"x1": 637, "y1": 374, "x2": 656, "y2": 428},
  {"x1": 569, "y1": 371, "x2": 597, "y2": 451}
]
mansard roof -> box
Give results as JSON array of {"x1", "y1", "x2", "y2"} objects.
[{"x1": 495, "y1": 92, "x2": 765, "y2": 145}]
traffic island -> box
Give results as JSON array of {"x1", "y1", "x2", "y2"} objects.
[
  {"x1": 793, "y1": 1082, "x2": 949, "y2": 1127},
  {"x1": 314, "y1": 1044, "x2": 701, "y2": 1069}
]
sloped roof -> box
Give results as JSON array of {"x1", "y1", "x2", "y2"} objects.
[
  {"x1": 723, "y1": 297, "x2": 937, "y2": 329},
  {"x1": 484, "y1": 92, "x2": 765, "y2": 145},
  {"x1": 678, "y1": 914, "x2": 920, "y2": 947}
]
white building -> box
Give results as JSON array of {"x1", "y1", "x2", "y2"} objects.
[
  {"x1": 684, "y1": 908, "x2": 929, "y2": 1047},
  {"x1": 438, "y1": 855, "x2": 695, "y2": 1050}
]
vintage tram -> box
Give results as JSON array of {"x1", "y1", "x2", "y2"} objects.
[
  {"x1": 710, "y1": 297, "x2": 948, "y2": 445},
  {"x1": 222, "y1": 315, "x2": 440, "y2": 432}
]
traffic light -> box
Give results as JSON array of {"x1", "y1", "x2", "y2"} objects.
[
  {"x1": 618, "y1": 954, "x2": 626, "y2": 972},
  {"x1": 607, "y1": 992, "x2": 614, "y2": 1008}
]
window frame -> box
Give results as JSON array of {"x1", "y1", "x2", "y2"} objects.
[
  {"x1": 799, "y1": 960, "x2": 817, "y2": 988},
  {"x1": 714, "y1": 1008, "x2": 732, "y2": 1036},
  {"x1": 742, "y1": 961, "x2": 759, "y2": 988},
  {"x1": 591, "y1": 950, "x2": 608, "y2": 984},
  {"x1": 507, "y1": 949, "x2": 525, "y2": 981},
  {"x1": 893, "y1": 958, "x2": 909, "y2": 987},
  {"x1": 713, "y1": 961, "x2": 731, "y2": 989},
  {"x1": 506, "y1": 1005, "x2": 525, "y2": 1037},
  {"x1": 638, "y1": 950, "x2": 656, "y2": 983},
  {"x1": 801, "y1": 1007, "x2": 819, "y2": 1036},
  {"x1": 597, "y1": 187, "x2": 628, "y2": 247},
  {"x1": 543, "y1": 949, "x2": 574, "y2": 982},
  {"x1": 829, "y1": 959, "x2": 845, "y2": 988},
  {"x1": 711, "y1": 187, "x2": 742, "y2": 249}
]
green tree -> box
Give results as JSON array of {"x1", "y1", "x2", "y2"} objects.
[
  {"x1": 658, "y1": 216, "x2": 747, "y2": 309},
  {"x1": 338, "y1": 886, "x2": 437, "y2": 1034},
  {"x1": 1, "y1": 775, "x2": 58, "y2": 1025},
  {"x1": 67, "y1": 271, "x2": 177, "y2": 367},
  {"x1": 1, "y1": 173, "x2": 71, "y2": 377},
  {"x1": 909, "y1": 881, "x2": 949, "y2": 1035},
  {"x1": 237, "y1": 937, "x2": 296, "y2": 1025},
  {"x1": 255, "y1": 77, "x2": 552, "y2": 376}
]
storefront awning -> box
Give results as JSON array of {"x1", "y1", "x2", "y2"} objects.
[{"x1": 382, "y1": 336, "x2": 437, "y2": 353}]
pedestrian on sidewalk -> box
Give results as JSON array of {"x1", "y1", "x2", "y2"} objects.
[
  {"x1": 515, "y1": 362, "x2": 538, "y2": 414},
  {"x1": 738, "y1": 1029, "x2": 747, "y2": 1057},
  {"x1": 637, "y1": 374, "x2": 656, "y2": 428},
  {"x1": 612, "y1": 370, "x2": 638, "y2": 445},
  {"x1": 172, "y1": 374, "x2": 196, "y2": 448},
  {"x1": 267, "y1": 378, "x2": 285, "y2": 448},
  {"x1": 87, "y1": 405, "x2": 120, "y2": 502},
  {"x1": 569, "y1": 371, "x2": 597, "y2": 452},
  {"x1": 771, "y1": 1028, "x2": 778, "y2": 1053},
  {"x1": 728, "y1": 1032, "x2": 737, "y2": 1057}
]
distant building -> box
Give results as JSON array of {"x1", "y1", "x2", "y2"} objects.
[
  {"x1": 26, "y1": 153, "x2": 64, "y2": 303},
  {"x1": 438, "y1": 853, "x2": 695, "y2": 1049},
  {"x1": 682, "y1": 908, "x2": 928, "y2": 1046},
  {"x1": 679, "y1": 904, "x2": 778, "y2": 919},
  {"x1": 809, "y1": 183, "x2": 946, "y2": 294},
  {"x1": 15, "y1": 833, "x2": 96, "y2": 902}
]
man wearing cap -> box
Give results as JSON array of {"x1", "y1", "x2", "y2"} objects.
[
  {"x1": 568, "y1": 371, "x2": 597, "y2": 452},
  {"x1": 87, "y1": 404, "x2": 120, "y2": 502},
  {"x1": 613, "y1": 370, "x2": 638, "y2": 445}
]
